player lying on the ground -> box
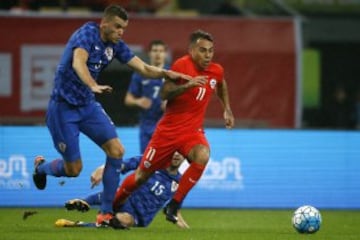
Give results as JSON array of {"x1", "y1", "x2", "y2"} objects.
[{"x1": 64, "y1": 152, "x2": 189, "y2": 229}]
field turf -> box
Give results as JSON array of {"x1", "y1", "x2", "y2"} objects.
[{"x1": 0, "y1": 208, "x2": 359, "y2": 240}]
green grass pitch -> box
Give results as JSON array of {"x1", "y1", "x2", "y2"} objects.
[{"x1": 0, "y1": 208, "x2": 359, "y2": 240}]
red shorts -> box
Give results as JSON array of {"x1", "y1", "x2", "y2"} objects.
[{"x1": 139, "y1": 130, "x2": 209, "y2": 172}]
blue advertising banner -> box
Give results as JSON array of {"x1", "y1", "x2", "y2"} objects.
[{"x1": 0, "y1": 127, "x2": 359, "y2": 209}]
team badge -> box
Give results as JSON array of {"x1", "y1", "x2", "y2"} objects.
[
  {"x1": 210, "y1": 78, "x2": 217, "y2": 89},
  {"x1": 58, "y1": 142, "x2": 66, "y2": 153},
  {"x1": 171, "y1": 181, "x2": 179, "y2": 192},
  {"x1": 104, "y1": 47, "x2": 114, "y2": 61},
  {"x1": 143, "y1": 160, "x2": 151, "y2": 168}
]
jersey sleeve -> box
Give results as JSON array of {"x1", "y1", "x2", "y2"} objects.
[
  {"x1": 127, "y1": 73, "x2": 142, "y2": 97},
  {"x1": 71, "y1": 23, "x2": 95, "y2": 53},
  {"x1": 114, "y1": 40, "x2": 135, "y2": 64}
]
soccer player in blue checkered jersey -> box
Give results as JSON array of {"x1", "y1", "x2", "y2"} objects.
[
  {"x1": 124, "y1": 40, "x2": 168, "y2": 153},
  {"x1": 32, "y1": 4, "x2": 191, "y2": 225},
  {"x1": 65, "y1": 152, "x2": 189, "y2": 228}
]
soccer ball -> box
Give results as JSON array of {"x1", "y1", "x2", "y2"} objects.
[{"x1": 292, "y1": 205, "x2": 322, "y2": 234}]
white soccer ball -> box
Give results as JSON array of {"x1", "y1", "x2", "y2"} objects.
[{"x1": 292, "y1": 205, "x2": 322, "y2": 234}]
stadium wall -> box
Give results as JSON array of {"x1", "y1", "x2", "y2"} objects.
[
  {"x1": 0, "y1": 126, "x2": 359, "y2": 209},
  {"x1": 0, "y1": 14, "x2": 298, "y2": 128}
]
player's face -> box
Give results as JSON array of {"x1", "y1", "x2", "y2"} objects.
[
  {"x1": 101, "y1": 16, "x2": 128, "y2": 44},
  {"x1": 148, "y1": 45, "x2": 167, "y2": 67},
  {"x1": 189, "y1": 38, "x2": 214, "y2": 69},
  {"x1": 170, "y1": 152, "x2": 185, "y2": 168}
]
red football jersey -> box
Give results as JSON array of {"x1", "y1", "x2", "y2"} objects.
[{"x1": 156, "y1": 55, "x2": 224, "y2": 135}]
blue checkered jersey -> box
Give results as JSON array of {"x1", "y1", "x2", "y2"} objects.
[
  {"x1": 52, "y1": 22, "x2": 134, "y2": 105},
  {"x1": 128, "y1": 72, "x2": 165, "y2": 125},
  {"x1": 128, "y1": 169, "x2": 181, "y2": 227}
]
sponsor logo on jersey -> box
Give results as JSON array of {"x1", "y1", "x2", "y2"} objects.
[
  {"x1": 0, "y1": 155, "x2": 30, "y2": 189},
  {"x1": 94, "y1": 60, "x2": 102, "y2": 70},
  {"x1": 209, "y1": 78, "x2": 217, "y2": 89},
  {"x1": 105, "y1": 47, "x2": 114, "y2": 61}
]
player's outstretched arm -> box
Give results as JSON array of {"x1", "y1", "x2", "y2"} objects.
[
  {"x1": 176, "y1": 212, "x2": 190, "y2": 229},
  {"x1": 216, "y1": 79, "x2": 235, "y2": 129},
  {"x1": 127, "y1": 56, "x2": 193, "y2": 81},
  {"x1": 160, "y1": 76, "x2": 208, "y2": 100},
  {"x1": 72, "y1": 48, "x2": 112, "y2": 94}
]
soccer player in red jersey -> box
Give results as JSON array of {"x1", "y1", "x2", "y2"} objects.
[{"x1": 113, "y1": 29, "x2": 235, "y2": 224}]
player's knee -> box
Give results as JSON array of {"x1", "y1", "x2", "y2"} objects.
[
  {"x1": 64, "y1": 166, "x2": 82, "y2": 177},
  {"x1": 115, "y1": 213, "x2": 134, "y2": 228},
  {"x1": 107, "y1": 144, "x2": 125, "y2": 158},
  {"x1": 190, "y1": 145, "x2": 210, "y2": 165},
  {"x1": 64, "y1": 160, "x2": 82, "y2": 177},
  {"x1": 102, "y1": 139, "x2": 125, "y2": 158}
]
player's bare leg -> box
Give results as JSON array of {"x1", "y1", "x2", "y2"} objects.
[
  {"x1": 114, "y1": 212, "x2": 135, "y2": 228},
  {"x1": 164, "y1": 144, "x2": 209, "y2": 223},
  {"x1": 33, "y1": 156, "x2": 82, "y2": 190},
  {"x1": 97, "y1": 138, "x2": 125, "y2": 225},
  {"x1": 113, "y1": 168, "x2": 153, "y2": 210},
  {"x1": 64, "y1": 160, "x2": 83, "y2": 176}
]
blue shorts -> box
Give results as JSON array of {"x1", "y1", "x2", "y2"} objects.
[{"x1": 46, "y1": 100, "x2": 117, "y2": 162}]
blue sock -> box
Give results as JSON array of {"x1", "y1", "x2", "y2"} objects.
[
  {"x1": 84, "y1": 192, "x2": 102, "y2": 206},
  {"x1": 37, "y1": 159, "x2": 66, "y2": 177},
  {"x1": 100, "y1": 156, "x2": 122, "y2": 213}
]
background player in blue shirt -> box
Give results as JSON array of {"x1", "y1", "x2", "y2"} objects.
[
  {"x1": 124, "y1": 40, "x2": 168, "y2": 153},
  {"x1": 32, "y1": 4, "x2": 191, "y2": 225},
  {"x1": 64, "y1": 152, "x2": 189, "y2": 229}
]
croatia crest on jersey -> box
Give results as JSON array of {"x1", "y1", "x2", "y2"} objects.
[
  {"x1": 171, "y1": 181, "x2": 179, "y2": 192},
  {"x1": 105, "y1": 47, "x2": 114, "y2": 61},
  {"x1": 210, "y1": 78, "x2": 217, "y2": 89}
]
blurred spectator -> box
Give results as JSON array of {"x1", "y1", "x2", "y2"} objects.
[
  {"x1": 212, "y1": 0, "x2": 242, "y2": 16},
  {"x1": 71, "y1": 0, "x2": 172, "y2": 13},
  {"x1": 356, "y1": 89, "x2": 360, "y2": 129},
  {"x1": 326, "y1": 86, "x2": 355, "y2": 129},
  {"x1": 0, "y1": 0, "x2": 39, "y2": 11},
  {"x1": 0, "y1": 0, "x2": 171, "y2": 13}
]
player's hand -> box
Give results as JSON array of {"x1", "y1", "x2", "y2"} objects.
[
  {"x1": 90, "y1": 165, "x2": 105, "y2": 188},
  {"x1": 136, "y1": 97, "x2": 152, "y2": 110},
  {"x1": 176, "y1": 212, "x2": 190, "y2": 229},
  {"x1": 186, "y1": 76, "x2": 208, "y2": 88},
  {"x1": 90, "y1": 84, "x2": 113, "y2": 94},
  {"x1": 176, "y1": 220, "x2": 190, "y2": 229},
  {"x1": 160, "y1": 100, "x2": 167, "y2": 111},
  {"x1": 224, "y1": 109, "x2": 235, "y2": 129}
]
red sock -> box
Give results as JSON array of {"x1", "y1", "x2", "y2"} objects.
[
  {"x1": 113, "y1": 172, "x2": 138, "y2": 209},
  {"x1": 173, "y1": 162, "x2": 206, "y2": 203}
]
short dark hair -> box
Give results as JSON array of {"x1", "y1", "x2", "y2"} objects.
[
  {"x1": 148, "y1": 40, "x2": 167, "y2": 51},
  {"x1": 189, "y1": 29, "x2": 213, "y2": 45},
  {"x1": 103, "y1": 5, "x2": 128, "y2": 21}
]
